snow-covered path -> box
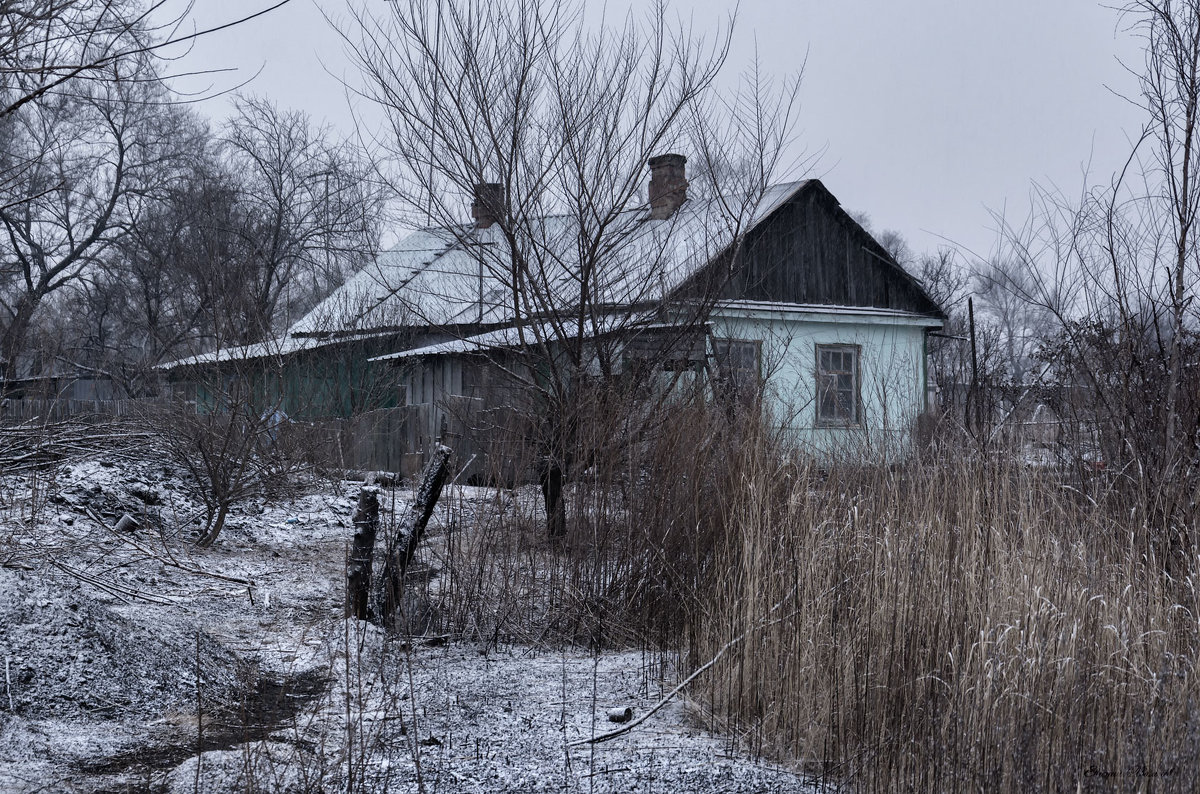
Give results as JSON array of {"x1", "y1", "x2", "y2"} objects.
[{"x1": 0, "y1": 461, "x2": 817, "y2": 793}]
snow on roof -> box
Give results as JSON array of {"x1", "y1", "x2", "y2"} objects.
[
  {"x1": 368, "y1": 313, "x2": 652, "y2": 363},
  {"x1": 159, "y1": 330, "x2": 388, "y2": 370},
  {"x1": 173, "y1": 181, "x2": 809, "y2": 368},
  {"x1": 160, "y1": 337, "x2": 310, "y2": 370},
  {"x1": 713, "y1": 300, "x2": 946, "y2": 324},
  {"x1": 291, "y1": 181, "x2": 808, "y2": 338}
]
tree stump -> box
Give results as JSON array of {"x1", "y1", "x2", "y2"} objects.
[
  {"x1": 373, "y1": 445, "x2": 453, "y2": 629},
  {"x1": 346, "y1": 486, "x2": 379, "y2": 620}
]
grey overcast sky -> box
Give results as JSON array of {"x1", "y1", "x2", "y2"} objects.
[{"x1": 164, "y1": 0, "x2": 1147, "y2": 265}]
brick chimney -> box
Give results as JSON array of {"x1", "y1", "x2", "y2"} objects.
[
  {"x1": 471, "y1": 182, "x2": 504, "y2": 228},
  {"x1": 647, "y1": 153, "x2": 688, "y2": 219}
]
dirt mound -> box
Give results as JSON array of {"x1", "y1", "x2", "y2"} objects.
[
  {"x1": 0, "y1": 568, "x2": 245, "y2": 721},
  {"x1": 46, "y1": 458, "x2": 194, "y2": 536}
]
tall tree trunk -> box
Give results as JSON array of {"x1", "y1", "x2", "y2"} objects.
[
  {"x1": 541, "y1": 459, "x2": 566, "y2": 538},
  {"x1": 0, "y1": 292, "x2": 41, "y2": 391}
]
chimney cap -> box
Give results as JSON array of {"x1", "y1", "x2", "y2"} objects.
[{"x1": 648, "y1": 153, "x2": 687, "y2": 169}]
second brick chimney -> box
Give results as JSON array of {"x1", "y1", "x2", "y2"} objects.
[
  {"x1": 647, "y1": 153, "x2": 688, "y2": 220},
  {"x1": 472, "y1": 182, "x2": 504, "y2": 228}
]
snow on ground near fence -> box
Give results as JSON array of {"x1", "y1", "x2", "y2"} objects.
[{"x1": 0, "y1": 456, "x2": 817, "y2": 792}]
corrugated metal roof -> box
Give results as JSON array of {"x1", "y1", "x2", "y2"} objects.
[
  {"x1": 290, "y1": 181, "x2": 808, "y2": 338},
  {"x1": 369, "y1": 313, "x2": 660, "y2": 362},
  {"x1": 164, "y1": 180, "x2": 810, "y2": 370},
  {"x1": 160, "y1": 331, "x2": 392, "y2": 369}
]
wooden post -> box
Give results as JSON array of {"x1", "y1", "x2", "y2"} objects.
[
  {"x1": 347, "y1": 486, "x2": 379, "y2": 620},
  {"x1": 374, "y1": 444, "x2": 453, "y2": 629}
]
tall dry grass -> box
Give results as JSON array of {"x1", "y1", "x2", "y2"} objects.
[
  {"x1": 692, "y1": 443, "x2": 1200, "y2": 792},
  {"x1": 413, "y1": 392, "x2": 1200, "y2": 791}
]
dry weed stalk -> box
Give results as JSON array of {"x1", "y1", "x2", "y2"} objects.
[{"x1": 694, "y1": 445, "x2": 1200, "y2": 792}]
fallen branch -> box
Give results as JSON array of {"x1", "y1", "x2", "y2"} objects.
[
  {"x1": 567, "y1": 630, "x2": 747, "y2": 747},
  {"x1": 0, "y1": 421, "x2": 154, "y2": 472},
  {"x1": 47, "y1": 559, "x2": 176, "y2": 605},
  {"x1": 571, "y1": 586, "x2": 809, "y2": 747}
]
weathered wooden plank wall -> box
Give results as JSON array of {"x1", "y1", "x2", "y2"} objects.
[
  {"x1": 726, "y1": 183, "x2": 941, "y2": 315},
  {"x1": 321, "y1": 399, "x2": 528, "y2": 483}
]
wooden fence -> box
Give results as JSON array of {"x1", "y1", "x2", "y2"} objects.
[
  {"x1": 315, "y1": 407, "x2": 423, "y2": 476},
  {"x1": 1, "y1": 398, "x2": 149, "y2": 423},
  {"x1": 305, "y1": 400, "x2": 528, "y2": 482},
  {"x1": 2, "y1": 396, "x2": 527, "y2": 483}
]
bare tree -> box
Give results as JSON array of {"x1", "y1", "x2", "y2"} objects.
[
  {"x1": 904, "y1": 248, "x2": 967, "y2": 429},
  {"x1": 345, "y1": 0, "x2": 801, "y2": 536},
  {"x1": 1128, "y1": 0, "x2": 1200, "y2": 469},
  {"x1": 0, "y1": 0, "x2": 164, "y2": 117},
  {"x1": 988, "y1": 0, "x2": 1200, "y2": 541},
  {"x1": 44, "y1": 95, "x2": 383, "y2": 400},
  {"x1": 917, "y1": 248, "x2": 969, "y2": 313},
  {"x1": 218, "y1": 95, "x2": 382, "y2": 344},
  {"x1": 53, "y1": 115, "x2": 229, "y2": 395},
  {"x1": 0, "y1": 53, "x2": 187, "y2": 389},
  {"x1": 971, "y1": 257, "x2": 1056, "y2": 386},
  {"x1": 0, "y1": 0, "x2": 296, "y2": 118},
  {"x1": 0, "y1": 1, "x2": 309, "y2": 392}
]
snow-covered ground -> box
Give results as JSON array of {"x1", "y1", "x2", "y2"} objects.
[{"x1": 0, "y1": 456, "x2": 817, "y2": 793}]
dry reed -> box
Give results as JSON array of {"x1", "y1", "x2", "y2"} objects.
[
  {"x1": 693, "y1": 442, "x2": 1200, "y2": 792},
  {"x1": 416, "y1": 396, "x2": 1200, "y2": 791}
]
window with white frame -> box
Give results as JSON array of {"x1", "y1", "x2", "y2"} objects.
[{"x1": 816, "y1": 344, "x2": 861, "y2": 425}]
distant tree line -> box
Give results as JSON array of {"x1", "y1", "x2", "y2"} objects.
[{"x1": 0, "y1": 0, "x2": 382, "y2": 399}]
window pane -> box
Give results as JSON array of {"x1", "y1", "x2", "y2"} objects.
[
  {"x1": 714, "y1": 338, "x2": 760, "y2": 403},
  {"x1": 816, "y1": 345, "x2": 859, "y2": 424}
]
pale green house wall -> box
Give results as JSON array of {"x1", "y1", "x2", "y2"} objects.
[{"x1": 708, "y1": 302, "x2": 941, "y2": 459}]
